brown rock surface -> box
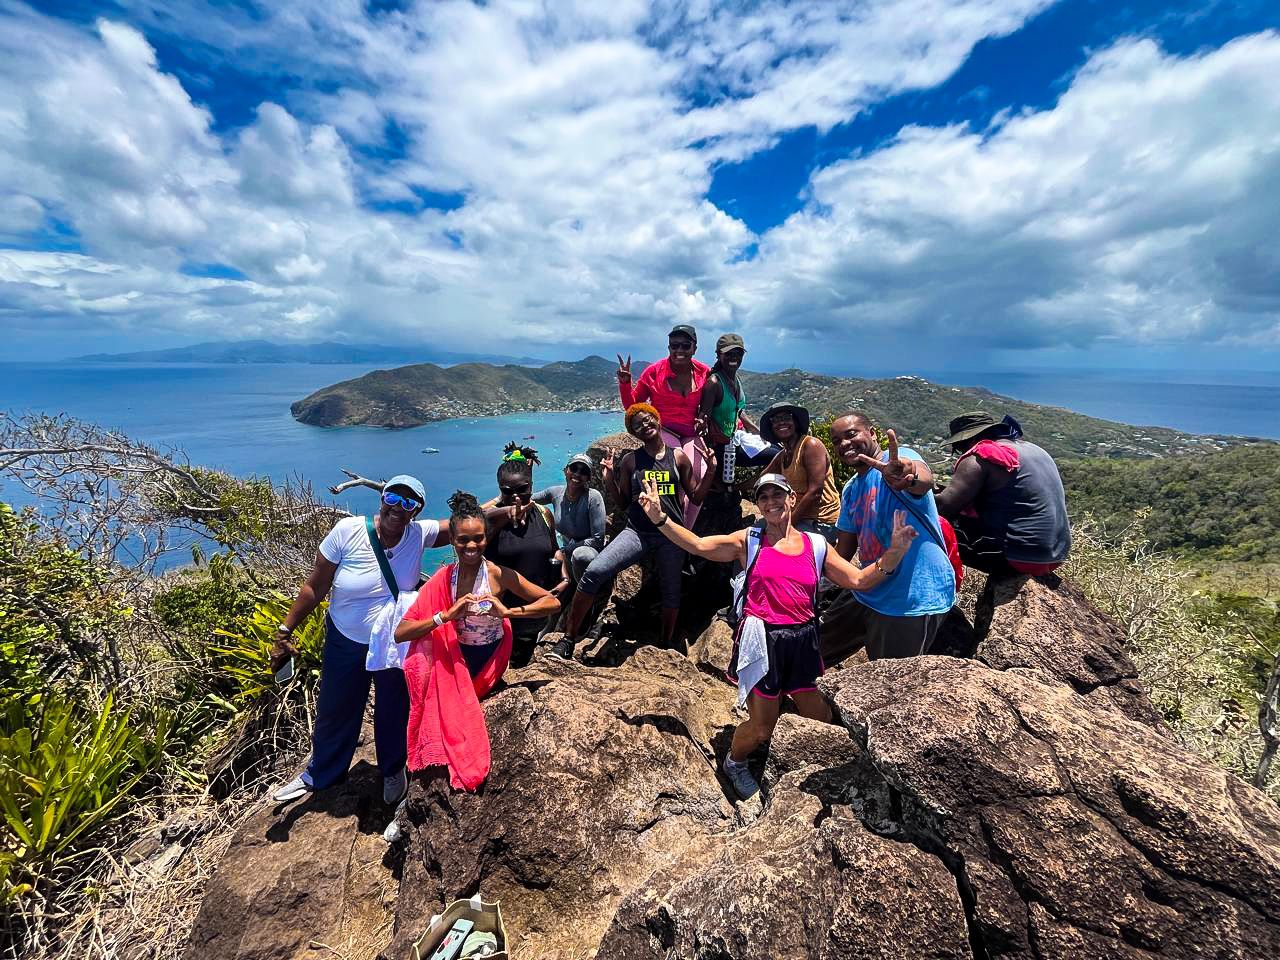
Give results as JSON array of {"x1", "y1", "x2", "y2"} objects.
[
  {"x1": 597, "y1": 775, "x2": 971, "y2": 960},
  {"x1": 822, "y1": 657, "x2": 1280, "y2": 959},
  {"x1": 973, "y1": 573, "x2": 1162, "y2": 726},
  {"x1": 383, "y1": 646, "x2": 741, "y2": 959},
  {"x1": 688, "y1": 616, "x2": 734, "y2": 682},
  {"x1": 184, "y1": 734, "x2": 396, "y2": 960}
]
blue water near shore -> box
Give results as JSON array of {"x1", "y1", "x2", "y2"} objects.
[{"x1": 0, "y1": 361, "x2": 1276, "y2": 568}]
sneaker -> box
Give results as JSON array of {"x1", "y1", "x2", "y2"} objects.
[
  {"x1": 383, "y1": 767, "x2": 408, "y2": 806},
  {"x1": 272, "y1": 774, "x2": 313, "y2": 803},
  {"x1": 544, "y1": 637, "x2": 577, "y2": 662},
  {"x1": 722, "y1": 755, "x2": 759, "y2": 800}
]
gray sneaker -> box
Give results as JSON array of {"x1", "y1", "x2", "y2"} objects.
[
  {"x1": 272, "y1": 774, "x2": 313, "y2": 803},
  {"x1": 544, "y1": 637, "x2": 576, "y2": 662},
  {"x1": 722, "y1": 755, "x2": 759, "y2": 800},
  {"x1": 383, "y1": 767, "x2": 408, "y2": 806}
]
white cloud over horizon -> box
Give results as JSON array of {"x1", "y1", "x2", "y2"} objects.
[{"x1": 1, "y1": 0, "x2": 1278, "y2": 364}]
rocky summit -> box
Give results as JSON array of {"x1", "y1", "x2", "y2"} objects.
[{"x1": 186, "y1": 567, "x2": 1280, "y2": 959}]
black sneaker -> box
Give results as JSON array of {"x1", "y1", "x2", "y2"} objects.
[{"x1": 544, "y1": 637, "x2": 577, "y2": 662}]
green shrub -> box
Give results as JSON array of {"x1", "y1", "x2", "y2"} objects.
[
  {"x1": 0, "y1": 692, "x2": 169, "y2": 904},
  {"x1": 211, "y1": 595, "x2": 326, "y2": 708},
  {"x1": 152, "y1": 553, "x2": 257, "y2": 642}
]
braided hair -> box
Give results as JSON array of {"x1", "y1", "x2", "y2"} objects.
[
  {"x1": 497, "y1": 441, "x2": 540, "y2": 485},
  {"x1": 447, "y1": 489, "x2": 488, "y2": 536}
]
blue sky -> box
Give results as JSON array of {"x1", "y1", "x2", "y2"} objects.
[{"x1": 2, "y1": 0, "x2": 1279, "y2": 372}]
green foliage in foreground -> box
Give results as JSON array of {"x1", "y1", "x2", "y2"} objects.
[
  {"x1": 1058, "y1": 444, "x2": 1280, "y2": 564},
  {"x1": 0, "y1": 693, "x2": 169, "y2": 904},
  {"x1": 211, "y1": 595, "x2": 326, "y2": 709}
]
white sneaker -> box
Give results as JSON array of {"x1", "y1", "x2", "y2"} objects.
[
  {"x1": 272, "y1": 774, "x2": 313, "y2": 803},
  {"x1": 383, "y1": 767, "x2": 408, "y2": 806},
  {"x1": 722, "y1": 755, "x2": 759, "y2": 800}
]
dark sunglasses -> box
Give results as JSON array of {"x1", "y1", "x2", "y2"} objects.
[
  {"x1": 499, "y1": 483, "x2": 532, "y2": 496},
  {"x1": 567, "y1": 464, "x2": 591, "y2": 476},
  {"x1": 382, "y1": 491, "x2": 421, "y2": 512},
  {"x1": 668, "y1": 339, "x2": 694, "y2": 352}
]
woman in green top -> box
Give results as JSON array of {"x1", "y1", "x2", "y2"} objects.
[{"x1": 697, "y1": 333, "x2": 776, "y2": 484}]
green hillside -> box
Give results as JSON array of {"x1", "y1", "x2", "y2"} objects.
[
  {"x1": 292, "y1": 356, "x2": 1245, "y2": 461},
  {"x1": 1058, "y1": 444, "x2": 1280, "y2": 564}
]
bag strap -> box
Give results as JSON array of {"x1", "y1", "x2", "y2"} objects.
[
  {"x1": 732, "y1": 521, "x2": 767, "y2": 619},
  {"x1": 803, "y1": 531, "x2": 828, "y2": 617},
  {"x1": 365, "y1": 516, "x2": 400, "y2": 600},
  {"x1": 887, "y1": 485, "x2": 947, "y2": 553}
]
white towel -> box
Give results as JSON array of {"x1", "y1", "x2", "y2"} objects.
[
  {"x1": 366, "y1": 590, "x2": 420, "y2": 672},
  {"x1": 734, "y1": 428, "x2": 771, "y2": 458},
  {"x1": 735, "y1": 615, "x2": 768, "y2": 707}
]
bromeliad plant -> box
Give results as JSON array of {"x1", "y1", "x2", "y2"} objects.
[
  {"x1": 210, "y1": 595, "x2": 326, "y2": 708},
  {"x1": 0, "y1": 692, "x2": 169, "y2": 904}
]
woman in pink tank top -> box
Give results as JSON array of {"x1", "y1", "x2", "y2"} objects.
[{"x1": 638, "y1": 471, "x2": 917, "y2": 801}]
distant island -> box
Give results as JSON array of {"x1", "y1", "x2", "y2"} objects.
[
  {"x1": 74, "y1": 339, "x2": 541, "y2": 367},
  {"x1": 290, "y1": 355, "x2": 1253, "y2": 461}
]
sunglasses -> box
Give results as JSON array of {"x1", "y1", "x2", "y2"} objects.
[
  {"x1": 668, "y1": 339, "x2": 694, "y2": 352},
  {"x1": 382, "y1": 491, "x2": 421, "y2": 512},
  {"x1": 567, "y1": 464, "x2": 591, "y2": 476},
  {"x1": 499, "y1": 484, "x2": 532, "y2": 496}
]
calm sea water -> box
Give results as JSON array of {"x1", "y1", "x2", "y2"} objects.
[{"x1": 1, "y1": 361, "x2": 1276, "y2": 568}]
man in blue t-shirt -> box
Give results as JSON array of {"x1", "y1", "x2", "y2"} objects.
[{"x1": 824, "y1": 412, "x2": 956, "y2": 660}]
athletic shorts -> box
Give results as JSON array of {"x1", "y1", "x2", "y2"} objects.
[{"x1": 727, "y1": 619, "x2": 823, "y2": 700}]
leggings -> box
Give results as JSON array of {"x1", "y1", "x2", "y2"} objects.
[
  {"x1": 662, "y1": 427, "x2": 708, "y2": 529},
  {"x1": 577, "y1": 526, "x2": 685, "y2": 608}
]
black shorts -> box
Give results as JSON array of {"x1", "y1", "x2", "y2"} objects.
[{"x1": 727, "y1": 619, "x2": 823, "y2": 700}]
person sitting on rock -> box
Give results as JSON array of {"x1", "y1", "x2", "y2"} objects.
[
  {"x1": 393, "y1": 491, "x2": 560, "y2": 790},
  {"x1": 269, "y1": 474, "x2": 452, "y2": 806},
  {"x1": 616, "y1": 324, "x2": 712, "y2": 528},
  {"x1": 637, "y1": 471, "x2": 916, "y2": 799},
  {"x1": 825, "y1": 413, "x2": 956, "y2": 661},
  {"x1": 934, "y1": 411, "x2": 1071, "y2": 577},
  {"x1": 760, "y1": 403, "x2": 841, "y2": 542},
  {"x1": 532, "y1": 452, "x2": 607, "y2": 592},
  {"x1": 480, "y1": 443, "x2": 560, "y2": 667},
  {"x1": 694, "y1": 333, "x2": 775, "y2": 486},
  {"x1": 546, "y1": 402, "x2": 717, "y2": 662}
]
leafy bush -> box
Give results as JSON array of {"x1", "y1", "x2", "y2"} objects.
[
  {"x1": 1065, "y1": 512, "x2": 1278, "y2": 797},
  {"x1": 211, "y1": 594, "x2": 326, "y2": 708},
  {"x1": 152, "y1": 553, "x2": 257, "y2": 642},
  {"x1": 0, "y1": 692, "x2": 169, "y2": 905}
]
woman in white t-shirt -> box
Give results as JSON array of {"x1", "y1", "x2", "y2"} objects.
[{"x1": 269, "y1": 474, "x2": 451, "y2": 806}]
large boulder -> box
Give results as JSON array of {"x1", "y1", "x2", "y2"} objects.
[
  {"x1": 597, "y1": 775, "x2": 972, "y2": 960},
  {"x1": 383, "y1": 646, "x2": 741, "y2": 959},
  {"x1": 821, "y1": 657, "x2": 1280, "y2": 958},
  {"x1": 974, "y1": 573, "x2": 1162, "y2": 726},
  {"x1": 184, "y1": 734, "x2": 396, "y2": 960}
]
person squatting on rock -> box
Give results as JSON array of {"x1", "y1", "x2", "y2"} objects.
[
  {"x1": 394, "y1": 491, "x2": 560, "y2": 790},
  {"x1": 616, "y1": 324, "x2": 712, "y2": 528},
  {"x1": 694, "y1": 333, "x2": 776, "y2": 485},
  {"x1": 934, "y1": 411, "x2": 1072, "y2": 577},
  {"x1": 638, "y1": 471, "x2": 917, "y2": 799},
  {"x1": 480, "y1": 443, "x2": 560, "y2": 666},
  {"x1": 824, "y1": 414, "x2": 957, "y2": 661},
  {"x1": 760, "y1": 402, "x2": 841, "y2": 543},
  {"x1": 270, "y1": 475, "x2": 452, "y2": 806},
  {"x1": 547, "y1": 402, "x2": 717, "y2": 661},
  {"x1": 532, "y1": 452, "x2": 607, "y2": 591}
]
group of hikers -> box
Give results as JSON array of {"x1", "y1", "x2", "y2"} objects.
[{"x1": 268, "y1": 324, "x2": 1072, "y2": 805}]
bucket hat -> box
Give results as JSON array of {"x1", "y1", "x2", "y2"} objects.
[
  {"x1": 759, "y1": 403, "x2": 811, "y2": 445},
  {"x1": 943, "y1": 412, "x2": 1002, "y2": 447}
]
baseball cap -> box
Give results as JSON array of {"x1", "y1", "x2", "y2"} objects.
[
  {"x1": 383, "y1": 474, "x2": 426, "y2": 503},
  {"x1": 752, "y1": 473, "x2": 793, "y2": 498},
  {"x1": 566, "y1": 453, "x2": 593, "y2": 469},
  {"x1": 668, "y1": 324, "x2": 697, "y2": 342},
  {"x1": 716, "y1": 333, "x2": 745, "y2": 354}
]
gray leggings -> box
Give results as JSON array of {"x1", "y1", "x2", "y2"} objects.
[
  {"x1": 577, "y1": 526, "x2": 684, "y2": 609},
  {"x1": 562, "y1": 538, "x2": 600, "y2": 583}
]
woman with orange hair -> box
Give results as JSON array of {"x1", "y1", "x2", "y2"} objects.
[{"x1": 546, "y1": 402, "x2": 716, "y2": 661}]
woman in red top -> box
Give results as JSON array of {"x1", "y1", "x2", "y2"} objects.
[{"x1": 617, "y1": 324, "x2": 711, "y2": 527}]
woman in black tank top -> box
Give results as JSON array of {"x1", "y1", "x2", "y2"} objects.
[{"x1": 483, "y1": 443, "x2": 558, "y2": 666}]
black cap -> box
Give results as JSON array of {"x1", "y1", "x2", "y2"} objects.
[{"x1": 668, "y1": 324, "x2": 697, "y2": 343}]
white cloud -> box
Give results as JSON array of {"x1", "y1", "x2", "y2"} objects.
[{"x1": 0, "y1": 1, "x2": 1277, "y2": 361}]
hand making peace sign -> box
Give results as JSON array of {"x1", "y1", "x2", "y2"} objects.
[
  {"x1": 616, "y1": 354, "x2": 633, "y2": 384},
  {"x1": 638, "y1": 475, "x2": 666, "y2": 524},
  {"x1": 855, "y1": 429, "x2": 920, "y2": 492}
]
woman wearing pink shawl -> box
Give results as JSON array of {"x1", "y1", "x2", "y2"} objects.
[
  {"x1": 617, "y1": 324, "x2": 711, "y2": 527},
  {"x1": 395, "y1": 491, "x2": 559, "y2": 790}
]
